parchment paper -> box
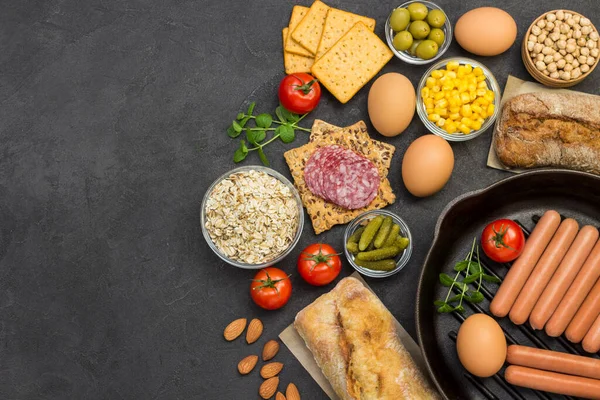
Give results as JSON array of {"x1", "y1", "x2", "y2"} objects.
[
  {"x1": 279, "y1": 272, "x2": 434, "y2": 400},
  {"x1": 486, "y1": 75, "x2": 597, "y2": 173}
]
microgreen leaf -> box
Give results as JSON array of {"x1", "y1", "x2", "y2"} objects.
[
  {"x1": 233, "y1": 140, "x2": 248, "y2": 163},
  {"x1": 280, "y1": 106, "x2": 299, "y2": 123},
  {"x1": 278, "y1": 125, "x2": 295, "y2": 143},
  {"x1": 247, "y1": 102, "x2": 256, "y2": 116},
  {"x1": 232, "y1": 121, "x2": 242, "y2": 133},
  {"x1": 437, "y1": 304, "x2": 455, "y2": 313},
  {"x1": 257, "y1": 147, "x2": 269, "y2": 166},
  {"x1": 463, "y1": 274, "x2": 480, "y2": 284},
  {"x1": 275, "y1": 106, "x2": 286, "y2": 123},
  {"x1": 467, "y1": 291, "x2": 484, "y2": 303},
  {"x1": 255, "y1": 130, "x2": 266, "y2": 143},
  {"x1": 236, "y1": 113, "x2": 244, "y2": 120},
  {"x1": 227, "y1": 124, "x2": 239, "y2": 138},
  {"x1": 256, "y1": 113, "x2": 272, "y2": 129},
  {"x1": 454, "y1": 260, "x2": 469, "y2": 272},
  {"x1": 246, "y1": 128, "x2": 260, "y2": 145},
  {"x1": 482, "y1": 274, "x2": 501, "y2": 283},
  {"x1": 433, "y1": 300, "x2": 447, "y2": 306},
  {"x1": 439, "y1": 273, "x2": 454, "y2": 287},
  {"x1": 239, "y1": 116, "x2": 251, "y2": 128},
  {"x1": 454, "y1": 305, "x2": 465, "y2": 313},
  {"x1": 468, "y1": 261, "x2": 483, "y2": 274}
]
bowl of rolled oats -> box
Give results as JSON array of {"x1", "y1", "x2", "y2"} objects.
[{"x1": 201, "y1": 166, "x2": 304, "y2": 269}]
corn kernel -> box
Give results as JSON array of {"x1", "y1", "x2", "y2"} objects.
[
  {"x1": 436, "y1": 118, "x2": 446, "y2": 127},
  {"x1": 426, "y1": 107, "x2": 434, "y2": 114},
  {"x1": 445, "y1": 122, "x2": 457, "y2": 134},
  {"x1": 432, "y1": 85, "x2": 441, "y2": 93},
  {"x1": 477, "y1": 81, "x2": 489, "y2": 90},
  {"x1": 460, "y1": 92, "x2": 471, "y2": 104},
  {"x1": 434, "y1": 98, "x2": 448, "y2": 108},
  {"x1": 471, "y1": 105, "x2": 483, "y2": 114},
  {"x1": 434, "y1": 91, "x2": 445, "y2": 101},
  {"x1": 476, "y1": 74, "x2": 486, "y2": 82},
  {"x1": 421, "y1": 87, "x2": 430, "y2": 99},
  {"x1": 467, "y1": 83, "x2": 477, "y2": 92},
  {"x1": 473, "y1": 67, "x2": 484, "y2": 76},
  {"x1": 471, "y1": 120, "x2": 482, "y2": 130},
  {"x1": 449, "y1": 112, "x2": 461, "y2": 120},
  {"x1": 479, "y1": 109, "x2": 487, "y2": 118},
  {"x1": 460, "y1": 105, "x2": 472, "y2": 117},
  {"x1": 442, "y1": 83, "x2": 454, "y2": 91},
  {"x1": 468, "y1": 76, "x2": 477, "y2": 86},
  {"x1": 446, "y1": 71, "x2": 457, "y2": 79},
  {"x1": 458, "y1": 82, "x2": 468, "y2": 93},
  {"x1": 471, "y1": 112, "x2": 481, "y2": 121},
  {"x1": 458, "y1": 123, "x2": 471, "y2": 134},
  {"x1": 457, "y1": 65, "x2": 467, "y2": 77},
  {"x1": 469, "y1": 91, "x2": 477, "y2": 101},
  {"x1": 446, "y1": 61, "x2": 460, "y2": 71},
  {"x1": 464, "y1": 64, "x2": 473, "y2": 74},
  {"x1": 449, "y1": 106, "x2": 461, "y2": 113},
  {"x1": 451, "y1": 89, "x2": 459, "y2": 97},
  {"x1": 476, "y1": 88, "x2": 487, "y2": 97},
  {"x1": 444, "y1": 91, "x2": 452, "y2": 99},
  {"x1": 478, "y1": 98, "x2": 489, "y2": 107},
  {"x1": 426, "y1": 77, "x2": 437, "y2": 88},
  {"x1": 424, "y1": 97, "x2": 434, "y2": 107},
  {"x1": 460, "y1": 117, "x2": 472, "y2": 128},
  {"x1": 428, "y1": 113, "x2": 440, "y2": 122},
  {"x1": 434, "y1": 108, "x2": 448, "y2": 117},
  {"x1": 431, "y1": 70, "x2": 444, "y2": 79},
  {"x1": 477, "y1": 117, "x2": 485, "y2": 125},
  {"x1": 484, "y1": 90, "x2": 495, "y2": 102},
  {"x1": 487, "y1": 104, "x2": 495, "y2": 116}
]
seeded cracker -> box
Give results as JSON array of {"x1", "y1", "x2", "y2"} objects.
[
  {"x1": 285, "y1": 6, "x2": 314, "y2": 57},
  {"x1": 284, "y1": 120, "x2": 395, "y2": 234},
  {"x1": 291, "y1": 0, "x2": 330, "y2": 55},
  {"x1": 315, "y1": 9, "x2": 376, "y2": 60},
  {"x1": 311, "y1": 22, "x2": 393, "y2": 104},
  {"x1": 282, "y1": 28, "x2": 314, "y2": 74}
]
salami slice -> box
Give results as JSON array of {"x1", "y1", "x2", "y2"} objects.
[{"x1": 304, "y1": 145, "x2": 380, "y2": 210}]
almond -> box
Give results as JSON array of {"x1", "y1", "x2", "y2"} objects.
[
  {"x1": 286, "y1": 383, "x2": 301, "y2": 400},
  {"x1": 237, "y1": 354, "x2": 258, "y2": 375},
  {"x1": 224, "y1": 318, "x2": 247, "y2": 341},
  {"x1": 246, "y1": 318, "x2": 263, "y2": 344},
  {"x1": 259, "y1": 376, "x2": 279, "y2": 399},
  {"x1": 276, "y1": 392, "x2": 286, "y2": 400},
  {"x1": 260, "y1": 362, "x2": 284, "y2": 379},
  {"x1": 262, "y1": 340, "x2": 280, "y2": 361}
]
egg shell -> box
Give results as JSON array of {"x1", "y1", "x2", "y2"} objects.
[
  {"x1": 401, "y1": 135, "x2": 454, "y2": 197},
  {"x1": 456, "y1": 314, "x2": 507, "y2": 378},
  {"x1": 368, "y1": 73, "x2": 416, "y2": 137},
  {"x1": 455, "y1": 7, "x2": 517, "y2": 56}
]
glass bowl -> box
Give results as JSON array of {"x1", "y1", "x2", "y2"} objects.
[
  {"x1": 343, "y1": 210, "x2": 413, "y2": 278},
  {"x1": 385, "y1": 0, "x2": 452, "y2": 65},
  {"x1": 200, "y1": 165, "x2": 304, "y2": 269},
  {"x1": 416, "y1": 57, "x2": 501, "y2": 141}
]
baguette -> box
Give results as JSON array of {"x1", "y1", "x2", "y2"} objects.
[
  {"x1": 294, "y1": 277, "x2": 439, "y2": 399},
  {"x1": 493, "y1": 92, "x2": 600, "y2": 175}
]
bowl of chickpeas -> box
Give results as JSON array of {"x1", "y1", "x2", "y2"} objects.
[
  {"x1": 416, "y1": 57, "x2": 501, "y2": 141},
  {"x1": 522, "y1": 10, "x2": 599, "y2": 88}
]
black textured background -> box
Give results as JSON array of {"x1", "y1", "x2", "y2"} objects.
[{"x1": 1, "y1": 0, "x2": 599, "y2": 399}]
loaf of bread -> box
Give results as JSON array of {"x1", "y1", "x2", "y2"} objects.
[
  {"x1": 493, "y1": 92, "x2": 600, "y2": 175},
  {"x1": 294, "y1": 277, "x2": 440, "y2": 400}
]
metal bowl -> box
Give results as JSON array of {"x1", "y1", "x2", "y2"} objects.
[
  {"x1": 200, "y1": 165, "x2": 304, "y2": 269},
  {"x1": 416, "y1": 57, "x2": 501, "y2": 141},
  {"x1": 343, "y1": 209, "x2": 413, "y2": 278}
]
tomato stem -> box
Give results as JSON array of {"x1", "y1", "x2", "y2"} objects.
[
  {"x1": 302, "y1": 244, "x2": 341, "y2": 271},
  {"x1": 487, "y1": 224, "x2": 515, "y2": 250},
  {"x1": 251, "y1": 270, "x2": 290, "y2": 292},
  {"x1": 291, "y1": 74, "x2": 318, "y2": 95}
]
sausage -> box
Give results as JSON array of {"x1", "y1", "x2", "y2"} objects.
[
  {"x1": 565, "y1": 278, "x2": 600, "y2": 343},
  {"x1": 582, "y1": 313, "x2": 600, "y2": 353},
  {"x1": 490, "y1": 210, "x2": 561, "y2": 318},
  {"x1": 546, "y1": 239, "x2": 600, "y2": 337},
  {"x1": 529, "y1": 225, "x2": 598, "y2": 330},
  {"x1": 506, "y1": 344, "x2": 600, "y2": 379},
  {"x1": 509, "y1": 219, "x2": 579, "y2": 325},
  {"x1": 505, "y1": 365, "x2": 600, "y2": 399}
]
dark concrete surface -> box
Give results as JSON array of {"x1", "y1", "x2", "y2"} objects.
[{"x1": 1, "y1": 0, "x2": 598, "y2": 399}]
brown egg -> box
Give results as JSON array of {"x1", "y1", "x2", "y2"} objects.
[
  {"x1": 368, "y1": 73, "x2": 416, "y2": 137},
  {"x1": 456, "y1": 314, "x2": 507, "y2": 377},
  {"x1": 401, "y1": 135, "x2": 454, "y2": 197},
  {"x1": 455, "y1": 7, "x2": 517, "y2": 56}
]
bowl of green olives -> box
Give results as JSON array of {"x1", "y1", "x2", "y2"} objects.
[
  {"x1": 385, "y1": 0, "x2": 452, "y2": 65},
  {"x1": 344, "y1": 210, "x2": 413, "y2": 278}
]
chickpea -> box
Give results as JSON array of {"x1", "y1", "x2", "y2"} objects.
[
  {"x1": 547, "y1": 12, "x2": 557, "y2": 22},
  {"x1": 538, "y1": 33, "x2": 547, "y2": 43},
  {"x1": 567, "y1": 38, "x2": 576, "y2": 45},
  {"x1": 564, "y1": 63, "x2": 574, "y2": 72},
  {"x1": 544, "y1": 54, "x2": 554, "y2": 64},
  {"x1": 560, "y1": 71, "x2": 571, "y2": 80},
  {"x1": 542, "y1": 46, "x2": 554, "y2": 55},
  {"x1": 573, "y1": 29, "x2": 582, "y2": 39},
  {"x1": 581, "y1": 64, "x2": 590, "y2": 72},
  {"x1": 534, "y1": 43, "x2": 544, "y2": 53},
  {"x1": 571, "y1": 68, "x2": 582, "y2": 79},
  {"x1": 557, "y1": 59, "x2": 567, "y2": 68},
  {"x1": 559, "y1": 49, "x2": 567, "y2": 56},
  {"x1": 590, "y1": 31, "x2": 599, "y2": 41},
  {"x1": 531, "y1": 26, "x2": 542, "y2": 36},
  {"x1": 580, "y1": 17, "x2": 591, "y2": 26},
  {"x1": 547, "y1": 62, "x2": 558, "y2": 72},
  {"x1": 537, "y1": 19, "x2": 547, "y2": 29},
  {"x1": 572, "y1": 59, "x2": 580, "y2": 68},
  {"x1": 550, "y1": 71, "x2": 560, "y2": 79},
  {"x1": 557, "y1": 39, "x2": 567, "y2": 49},
  {"x1": 550, "y1": 32, "x2": 561, "y2": 42},
  {"x1": 573, "y1": 15, "x2": 581, "y2": 24},
  {"x1": 591, "y1": 48, "x2": 599, "y2": 58},
  {"x1": 574, "y1": 47, "x2": 581, "y2": 58},
  {"x1": 559, "y1": 34, "x2": 568, "y2": 41},
  {"x1": 553, "y1": 52, "x2": 563, "y2": 61},
  {"x1": 581, "y1": 26, "x2": 592, "y2": 35},
  {"x1": 536, "y1": 54, "x2": 545, "y2": 62},
  {"x1": 546, "y1": 21, "x2": 555, "y2": 31},
  {"x1": 544, "y1": 38, "x2": 554, "y2": 47},
  {"x1": 543, "y1": 69, "x2": 551, "y2": 76},
  {"x1": 574, "y1": 24, "x2": 581, "y2": 31},
  {"x1": 564, "y1": 12, "x2": 573, "y2": 20},
  {"x1": 560, "y1": 23, "x2": 570, "y2": 34},
  {"x1": 567, "y1": 30, "x2": 573, "y2": 39},
  {"x1": 578, "y1": 55, "x2": 588, "y2": 64},
  {"x1": 587, "y1": 40, "x2": 597, "y2": 49},
  {"x1": 535, "y1": 60, "x2": 547, "y2": 71},
  {"x1": 566, "y1": 18, "x2": 575, "y2": 27},
  {"x1": 581, "y1": 47, "x2": 590, "y2": 56},
  {"x1": 565, "y1": 54, "x2": 574, "y2": 62},
  {"x1": 587, "y1": 56, "x2": 596, "y2": 66},
  {"x1": 556, "y1": 10, "x2": 565, "y2": 21},
  {"x1": 566, "y1": 43, "x2": 577, "y2": 53},
  {"x1": 527, "y1": 41, "x2": 535, "y2": 52},
  {"x1": 577, "y1": 37, "x2": 587, "y2": 47}
]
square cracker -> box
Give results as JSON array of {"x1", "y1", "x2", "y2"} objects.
[
  {"x1": 284, "y1": 120, "x2": 396, "y2": 234},
  {"x1": 282, "y1": 28, "x2": 314, "y2": 74},
  {"x1": 311, "y1": 22, "x2": 393, "y2": 104},
  {"x1": 315, "y1": 9, "x2": 376, "y2": 60},
  {"x1": 291, "y1": 0, "x2": 330, "y2": 55},
  {"x1": 285, "y1": 6, "x2": 314, "y2": 57}
]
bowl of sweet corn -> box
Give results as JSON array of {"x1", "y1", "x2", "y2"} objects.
[{"x1": 416, "y1": 57, "x2": 501, "y2": 141}]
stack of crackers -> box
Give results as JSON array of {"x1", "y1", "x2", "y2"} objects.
[
  {"x1": 284, "y1": 120, "x2": 396, "y2": 234},
  {"x1": 282, "y1": 1, "x2": 393, "y2": 104}
]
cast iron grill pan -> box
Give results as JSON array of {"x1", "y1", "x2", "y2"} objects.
[{"x1": 415, "y1": 170, "x2": 600, "y2": 400}]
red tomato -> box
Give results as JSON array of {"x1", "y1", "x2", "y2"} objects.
[
  {"x1": 278, "y1": 73, "x2": 321, "y2": 114},
  {"x1": 250, "y1": 267, "x2": 292, "y2": 310},
  {"x1": 297, "y1": 244, "x2": 342, "y2": 286},
  {"x1": 481, "y1": 219, "x2": 525, "y2": 263}
]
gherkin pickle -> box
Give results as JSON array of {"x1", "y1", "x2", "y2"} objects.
[
  {"x1": 358, "y1": 215, "x2": 384, "y2": 251},
  {"x1": 348, "y1": 226, "x2": 365, "y2": 244},
  {"x1": 374, "y1": 217, "x2": 393, "y2": 249},
  {"x1": 346, "y1": 241, "x2": 359, "y2": 255},
  {"x1": 356, "y1": 246, "x2": 401, "y2": 261},
  {"x1": 354, "y1": 258, "x2": 397, "y2": 271},
  {"x1": 383, "y1": 224, "x2": 402, "y2": 248},
  {"x1": 395, "y1": 236, "x2": 410, "y2": 251}
]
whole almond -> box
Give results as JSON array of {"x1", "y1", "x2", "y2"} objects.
[
  {"x1": 246, "y1": 318, "x2": 263, "y2": 344},
  {"x1": 262, "y1": 340, "x2": 280, "y2": 361},
  {"x1": 259, "y1": 376, "x2": 279, "y2": 399},
  {"x1": 260, "y1": 362, "x2": 284, "y2": 379},
  {"x1": 223, "y1": 318, "x2": 247, "y2": 341},
  {"x1": 237, "y1": 354, "x2": 258, "y2": 375},
  {"x1": 286, "y1": 383, "x2": 301, "y2": 400},
  {"x1": 276, "y1": 392, "x2": 286, "y2": 400}
]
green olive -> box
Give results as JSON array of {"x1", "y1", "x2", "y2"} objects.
[
  {"x1": 416, "y1": 39, "x2": 439, "y2": 60},
  {"x1": 427, "y1": 9, "x2": 446, "y2": 28},
  {"x1": 407, "y1": 2, "x2": 428, "y2": 21},
  {"x1": 408, "y1": 20, "x2": 430, "y2": 40},
  {"x1": 393, "y1": 30, "x2": 414, "y2": 51},
  {"x1": 428, "y1": 28, "x2": 445, "y2": 47},
  {"x1": 390, "y1": 8, "x2": 411, "y2": 31},
  {"x1": 409, "y1": 39, "x2": 422, "y2": 56}
]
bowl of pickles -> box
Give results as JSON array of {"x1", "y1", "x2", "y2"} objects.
[
  {"x1": 344, "y1": 210, "x2": 413, "y2": 278},
  {"x1": 385, "y1": 0, "x2": 452, "y2": 65}
]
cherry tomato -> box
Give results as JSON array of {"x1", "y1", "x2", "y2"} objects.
[
  {"x1": 278, "y1": 73, "x2": 321, "y2": 114},
  {"x1": 250, "y1": 267, "x2": 292, "y2": 310},
  {"x1": 297, "y1": 244, "x2": 342, "y2": 286},
  {"x1": 481, "y1": 219, "x2": 525, "y2": 263}
]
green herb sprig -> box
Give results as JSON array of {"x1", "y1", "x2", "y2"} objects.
[
  {"x1": 227, "y1": 102, "x2": 311, "y2": 166},
  {"x1": 434, "y1": 237, "x2": 501, "y2": 313}
]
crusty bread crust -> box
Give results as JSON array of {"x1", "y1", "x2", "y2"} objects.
[{"x1": 494, "y1": 92, "x2": 600, "y2": 174}]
